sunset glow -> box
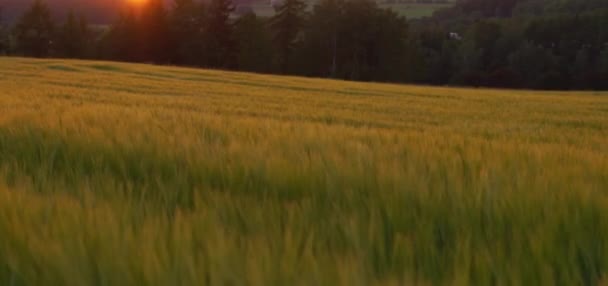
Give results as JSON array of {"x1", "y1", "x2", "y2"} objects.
[{"x1": 126, "y1": 0, "x2": 147, "y2": 6}]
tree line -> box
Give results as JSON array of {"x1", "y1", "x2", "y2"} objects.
[
  {"x1": 412, "y1": 0, "x2": 608, "y2": 90},
  {"x1": 0, "y1": 0, "x2": 607, "y2": 90}
]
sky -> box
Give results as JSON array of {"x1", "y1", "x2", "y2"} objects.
[{"x1": 1, "y1": 0, "x2": 155, "y2": 24}]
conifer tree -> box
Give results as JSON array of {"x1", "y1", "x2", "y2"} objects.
[
  {"x1": 304, "y1": 0, "x2": 343, "y2": 77},
  {"x1": 270, "y1": 0, "x2": 306, "y2": 73},
  {"x1": 170, "y1": 0, "x2": 205, "y2": 65},
  {"x1": 58, "y1": 11, "x2": 90, "y2": 58},
  {"x1": 14, "y1": 0, "x2": 55, "y2": 57},
  {"x1": 0, "y1": 6, "x2": 8, "y2": 54},
  {"x1": 108, "y1": 8, "x2": 139, "y2": 61},
  {"x1": 234, "y1": 12, "x2": 274, "y2": 72},
  {"x1": 204, "y1": 0, "x2": 236, "y2": 68},
  {"x1": 140, "y1": 0, "x2": 170, "y2": 63}
]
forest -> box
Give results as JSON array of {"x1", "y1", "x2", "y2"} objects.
[{"x1": 0, "y1": 0, "x2": 607, "y2": 90}]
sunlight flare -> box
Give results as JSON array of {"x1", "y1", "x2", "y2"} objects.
[{"x1": 126, "y1": 0, "x2": 148, "y2": 6}]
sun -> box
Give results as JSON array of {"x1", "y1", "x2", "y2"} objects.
[{"x1": 126, "y1": 0, "x2": 148, "y2": 5}]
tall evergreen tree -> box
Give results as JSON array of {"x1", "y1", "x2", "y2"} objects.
[
  {"x1": 57, "y1": 11, "x2": 90, "y2": 58},
  {"x1": 204, "y1": 0, "x2": 236, "y2": 69},
  {"x1": 234, "y1": 12, "x2": 274, "y2": 73},
  {"x1": 14, "y1": 0, "x2": 55, "y2": 57},
  {"x1": 107, "y1": 8, "x2": 139, "y2": 62},
  {"x1": 338, "y1": 0, "x2": 378, "y2": 80},
  {"x1": 302, "y1": 0, "x2": 344, "y2": 77},
  {"x1": 170, "y1": 0, "x2": 205, "y2": 65},
  {"x1": 599, "y1": 47, "x2": 608, "y2": 76},
  {"x1": 370, "y1": 8, "x2": 409, "y2": 82},
  {"x1": 140, "y1": 0, "x2": 170, "y2": 63},
  {"x1": 0, "y1": 6, "x2": 8, "y2": 55},
  {"x1": 571, "y1": 47, "x2": 592, "y2": 89},
  {"x1": 270, "y1": 0, "x2": 307, "y2": 73},
  {"x1": 597, "y1": 46, "x2": 608, "y2": 89}
]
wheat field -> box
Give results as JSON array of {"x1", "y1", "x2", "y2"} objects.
[{"x1": 0, "y1": 57, "x2": 608, "y2": 285}]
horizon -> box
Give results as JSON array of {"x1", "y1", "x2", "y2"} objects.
[
  {"x1": 1, "y1": 0, "x2": 126, "y2": 24},
  {"x1": 0, "y1": 0, "x2": 448, "y2": 24},
  {"x1": 1, "y1": 0, "x2": 606, "y2": 90},
  {"x1": 0, "y1": 0, "x2": 197, "y2": 24}
]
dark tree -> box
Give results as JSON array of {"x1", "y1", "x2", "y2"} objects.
[
  {"x1": 508, "y1": 41, "x2": 559, "y2": 89},
  {"x1": 234, "y1": 12, "x2": 274, "y2": 73},
  {"x1": 2, "y1": 0, "x2": 605, "y2": 90},
  {"x1": 451, "y1": 21, "x2": 502, "y2": 85},
  {"x1": 204, "y1": 0, "x2": 236, "y2": 69},
  {"x1": 0, "y1": 6, "x2": 8, "y2": 54},
  {"x1": 470, "y1": 21, "x2": 502, "y2": 70},
  {"x1": 57, "y1": 11, "x2": 90, "y2": 58},
  {"x1": 369, "y1": 8, "x2": 409, "y2": 82},
  {"x1": 14, "y1": 0, "x2": 55, "y2": 57},
  {"x1": 571, "y1": 47, "x2": 593, "y2": 89},
  {"x1": 140, "y1": 0, "x2": 170, "y2": 63},
  {"x1": 169, "y1": 0, "x2": 205, "y2": 65},
  {"x1": 300, "y1": 0, "x2": 409, "y2": 82},
  {"x1": 106, "y1": 8, "x2": 139, "y2": 61},
  {"x1": 337, "y1": 0, "x2": 378, "y2": 80},
  {"x1": 597, "y1": 46, "x2": 608, "y2": 89},
  {"x1": 301, "y1": 0, "x2": 344, "y2": 77},
  {"x1": 270, "y1": 0, "x2": 307, "y2": 73}
]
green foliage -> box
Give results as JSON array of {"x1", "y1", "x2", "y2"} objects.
[
  {"x1": 169, "y1": 0, "x2": 205, "y2": 65},
  {"x1": 299, "y1": 0, "x2": 409, "y2": 81},
  {"x1": 13, "y1": 0, "x2": 54, "y2": 57},
  {"x1": 104, "y1": 9, "x2": 139, "y2": 61},
  {"x1": 0, "y1": 8, "x2": 8, "y2": 55},
  {"x1": 410, "y1": 0, "x2": 608, "y2": 89},
  {"x1": 597, "y1": 47, "x2": 608, "y2": 90},
  {"x1": 296, "y1": 0, "x2": 340, "y2": 77},
  {"x1": 204, "y1": 0, "x2": 237, "y2": 69},
  {"x1": 103, "y1": 0, "x2": 170, "y2": 63},
  {"x1": 139, "y1": 0, "x2": 170, "y2": 63},
  {"x1": 3, "y1": 0, "x2": 608, "y2": 90},
  {"x1": 599, "y1": 46, "x2": 608, "y2": 76},
  {"x1": 507, "y1": 41, "x2": 558, "y2": 88},
  {"x1": 270, "y1": 0, "x2": 307, "y2": 72},
  {"x1": 234, "y1": 12, "x2": 275, "y2": 73},
  {"x1": 56, "y1": 11, "x2": 90, "y2": 59}
]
